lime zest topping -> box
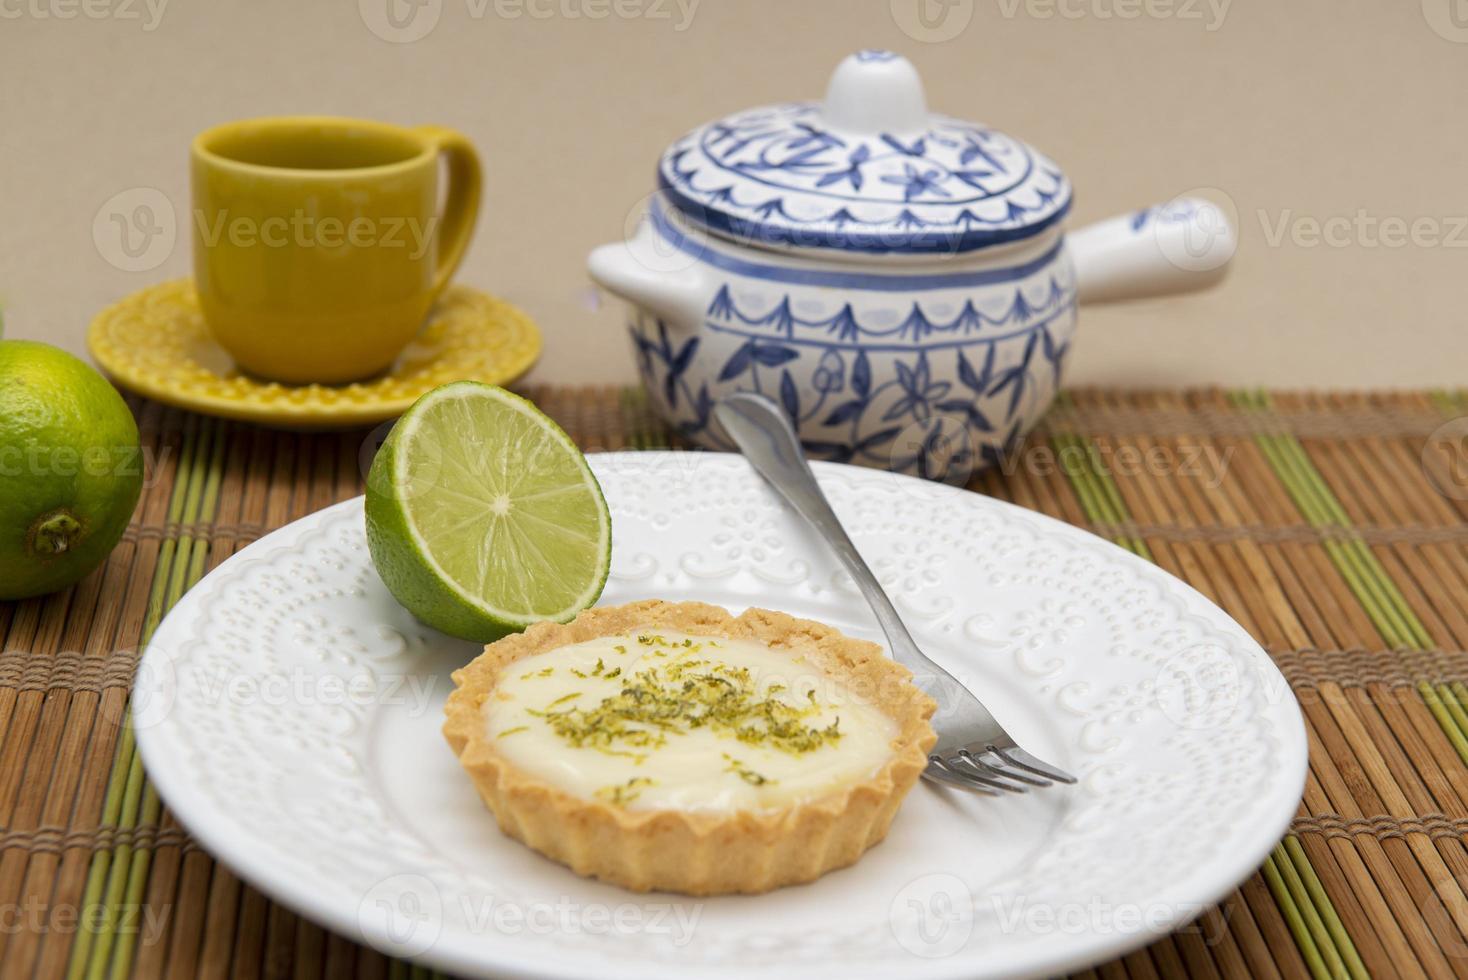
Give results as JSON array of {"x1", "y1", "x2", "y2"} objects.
[
  {"x1": 722, "y1": 753, "x2": 773, "y2": 786},
  {"x1": 595, "y1": 777, "x2": 656, "y2": 806},
  {"x1": 532, "y1": 635, "x2": 844, "y2": 756}
]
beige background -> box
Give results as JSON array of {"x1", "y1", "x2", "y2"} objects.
[{"x1": 3, "y1": 0, "x2": 1465, "y2": 389}]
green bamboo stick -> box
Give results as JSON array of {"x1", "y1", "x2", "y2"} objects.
[
  {"x1": 1257, "y1": 433, "x2": 1421, "y2": 648},
  {"x1": 1284, "y1": 836, "x2": 1368, "y2": 979},
  {"x1": 1419, "y1": 684, "x2": 1468, "y2": 766},
  {"x1": 1278, "y1": 432, "x2": 1433, "y2": 646},
  {"x1": 622, "y1": 385, "x2": 669, "y2": 450},
  {"x1": 1083, "y1": 440, "x2": 1131, "y2": 529},
  {"x1": 143, "y1": 415, "x2": 201, "y2": 637},
  {"x1": 1227, "y1": 388, "x2": 1270, "y2": 413},
  {"x1": 1351, "y1": 540, "x2": 1433, "y2": 648},
  {"x1": 1322, "y1": 538, "x2": 1414, "y2": 650},
  {"x1": 1277, "y1": 438, "x2": 1351, "y2": 525},
  {"x1": 1271, "y1": 839, "x2": 1350, "y2": 980},
  {"x1": 1058, "y1": 434, "x2": 1117, "y2": 521},
  {"x1": 1252, "y1": 435, "x2": 1317, "y2": 521},
  {"x1": 63, "y1": 712, "x2": 132, "y2": 980},
  {"x1": 1437, "y1": 683, "x2": 1468, "y2": 747},
  {"x1": 1051, "y1": 435, "x2": 1108, "y2": 517},
  {"x1": 1261, "y1": 848, "x2": 1332, "y2": 980},
  {"x1": 83, "y1": 730, "x2": 148, "y2": 980},
  {"x1": 102, "y1": 784, "x2": 163, "y2": 980},
  {"x1": 1270, "y1": 436, "x2": 1431, "y2": 647},
  {"x1": 1051, "y1": 433, "x2": 1149, "y2": 558},
  {"x1": 619, "y1": 388, "x2": 646, "y2": 451}
]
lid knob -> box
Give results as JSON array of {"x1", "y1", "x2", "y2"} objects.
[{"x1": 820, "y1": 50, "x2": 929, "y2": 136}]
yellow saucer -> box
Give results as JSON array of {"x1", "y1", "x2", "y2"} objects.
[{"x1": 87, "y1": 279, "x2": 541, "y2": 429}]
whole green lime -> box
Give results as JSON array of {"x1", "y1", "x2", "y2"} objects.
[{"x1": 0, "y1": 341, "x2": 144, "y2": 600}]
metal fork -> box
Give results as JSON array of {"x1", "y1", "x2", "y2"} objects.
[{"x1": 713, "y1": 393, "x2": 1076, "y2": 797}]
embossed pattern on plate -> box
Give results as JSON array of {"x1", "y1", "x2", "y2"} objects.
[{"x1": 134, "y1": 452, "x2": 1306, "y2": 980}]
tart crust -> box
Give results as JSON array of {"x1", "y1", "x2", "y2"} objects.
[{"x1": 443, "y1": 600, "x2": 937, "y2": 895}]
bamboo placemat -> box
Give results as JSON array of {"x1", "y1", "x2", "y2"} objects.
[{"x1": 3, "y1": 386, "x2": 1468, "y2": 980}]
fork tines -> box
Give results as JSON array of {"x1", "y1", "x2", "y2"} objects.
[{"x1": 927, "y1": 745, "x2": 1077, "y2": 795}]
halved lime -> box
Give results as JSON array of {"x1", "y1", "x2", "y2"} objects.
[{"x1": 364, "y1": 382, "x2": 611, "y2": 642}]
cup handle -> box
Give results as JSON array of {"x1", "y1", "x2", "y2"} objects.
[{"x1": 413, "y1": 125, "x2": 483, "y2": 298}]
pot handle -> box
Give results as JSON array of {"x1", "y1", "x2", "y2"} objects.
[
  {"x1": 1069, "y1": 197, "x2": 1235, "y2": 304},
  {"x1": 587, "y1": 241, "x2": 710, "y2": 326}
]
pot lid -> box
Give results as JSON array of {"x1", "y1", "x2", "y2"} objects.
[{"x1": 657, "y1": 50, "x2": 1072, "y2": 257}]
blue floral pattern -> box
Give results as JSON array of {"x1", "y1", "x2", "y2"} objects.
[
  {"x1": 628, "y1": 277, "x2": 1076, "y2": 477},
  {"x1": 706, "y1": 278, "x2": 1072, "y2": 342},
  {"x1": 658, "y1": 102, "x2": 1071, "y2": 254}
]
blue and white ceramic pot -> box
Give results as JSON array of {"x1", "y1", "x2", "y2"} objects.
[{"x1": 590, "y1": 51, "x2": 1235, "y2": 480}]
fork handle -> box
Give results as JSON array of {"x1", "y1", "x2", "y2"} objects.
[{"x1": 713, "y1": 394, "x2": 956, "y2": 683}]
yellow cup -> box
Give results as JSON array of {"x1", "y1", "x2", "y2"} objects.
[{"x1": 191, "y1": 116, "x2": 481, "y2": 384}]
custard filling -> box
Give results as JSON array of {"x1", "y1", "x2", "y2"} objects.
[{"x1": 484, "y1": 630, "x2": 899, "y2": 812}]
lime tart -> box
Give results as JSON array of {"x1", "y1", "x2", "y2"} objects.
[{"x1": 443, "y1": 600, "x2": 936, "y2": 895}]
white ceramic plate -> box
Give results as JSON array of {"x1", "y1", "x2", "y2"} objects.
[{"x1": 135, "y1": 451, "x2": 1306, "y2": 980}]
